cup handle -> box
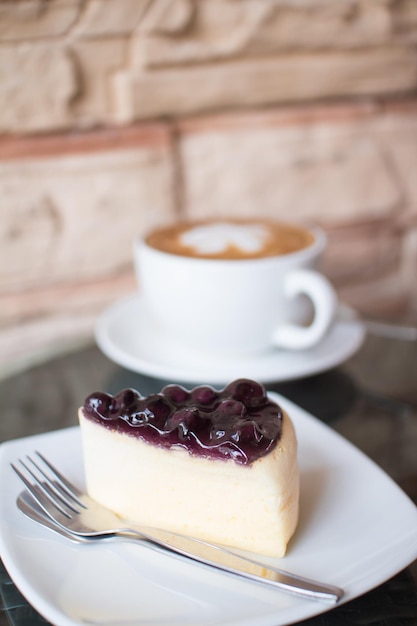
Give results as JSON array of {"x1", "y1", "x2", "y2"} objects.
[{"x1": 271, "y1": 269, "x2": 337, "y2": 350}]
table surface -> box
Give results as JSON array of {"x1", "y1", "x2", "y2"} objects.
[{"x1": 1, "y1": 331, "x2": 416, "y2": 626}]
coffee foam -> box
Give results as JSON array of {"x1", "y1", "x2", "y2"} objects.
[
  {"x1": 180, "y1": 223, "x2": 270, "y2": 255},
  {"x1": 145, "y1": 219, "x2": 315, "y2": 259}
]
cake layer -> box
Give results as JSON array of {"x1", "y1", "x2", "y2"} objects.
[{"x1": 78, "y1": 405, "x2": 299, "y2": 557}]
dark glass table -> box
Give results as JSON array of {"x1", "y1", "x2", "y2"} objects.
[{"x1": 1, "y1": 331, "x2": 416, "y2": 625}]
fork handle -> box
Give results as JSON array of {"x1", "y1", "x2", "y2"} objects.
[{"x1": 116, "y1": 528, "x2": 343, "y2": 603}]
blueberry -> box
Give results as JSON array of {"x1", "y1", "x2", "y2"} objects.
[
  {"x1": 146, "y1": 395, "x2": 172, "y2": 426},
  {"x1": 113, "y1": 389, "x2": 142, "y2": 419},
  {"x1": 114, "y1": 388, "x2": 141, "y2": 410},
  {"x1": 123, "y1": 400, "x2": 153, "y2": 427},
  {"x1": 165, "y1": 408, "x2": 197, "y2": 439},
  {"x1": 225, "y1": 379, "x2": 267, "y2": 408},
  {"x1": 162, "y1": 385, "x2": 189, "y2": 405},
  {"x1": 253, "y1": 407, "x2": 282, "y2": 440},
  {"x1": 231, "y1": 420, "x2": 263, "y2": 444},
  {"x1": 191, "y1": 386, "x2": 218, "y2": 407},
  {"x1": 217, "y1": 399, "x2": 246, "y2": 417},
  {"x1": 84, "y1": 392, "x2": 115, "y2": 420}
]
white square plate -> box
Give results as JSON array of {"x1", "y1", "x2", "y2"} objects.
[{"x1": 0, "y1": 393, "x2": 416, "y2": 626}]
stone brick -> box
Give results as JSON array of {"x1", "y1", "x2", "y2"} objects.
[
  {"x1": 339, "y1": 271, "x2": 412, "y2": 318},
  {"x1": 380, "y1": 118, "x2": 417, "y2": 210},
  {"x1": 0, "y1": 125, "x2": 176, "y2": 291},
  {"x1": 73, "y1": 0, "x2": 149, "y2": 37},
  {"x1": 243, "y1": 0, "x2": 394, "y2": 52},
  {"x1": 323, "y1": 221, "x2": 403, "y2": 285},
  {"x1": 0, "y1": 38, "x2": 132, "y2": 133},
  {"x1": 137, "y1": 0, "x2": 395, "y2": 69},
  {"x1": 0, "y1": 270, "x2": 136, "y2": 327},
  {"x1": 178, "y1": 108, "x2": 402, "y2": 226},
  {"x1": 0, "y1": 0, "x2": 82, "y2": 42},
  {"x1": 0, "y1": 258, "x2": 136, "y2": 381},
  {"x1": 0, "y1": 43, "x2": 77, "y2": 133},
  {"x1": 74, "y1": 0, "x2": 195, "y2": 40},
  {"x1": 121, "y1": 47, "x2": 417, "y2": 121},
  {"x1": 135, "y1": 0, "x2": 264, "y2": 66},
  {"x1": 70, "y1": 38, "x2": 129, "y2": 127},
  {"x1": 138, "y1": 0, "x2": 195, "y2": 35}
]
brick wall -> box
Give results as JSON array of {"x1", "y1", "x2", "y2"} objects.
[{"x1": 1, "y1": 0, "x2": 417, "y2": 376}]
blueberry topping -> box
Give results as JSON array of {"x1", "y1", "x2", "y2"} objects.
[
  {"x1": 161, "y1": 384, "x2": 189, "y2": 404},
  {"x1": 224, "y1": 379, "x2": 267, "y2": 408},
  {"x1": 84, "y1": 392, "x2": 117, "y2": 420},
  {"x1": 190, "y1": 386, "x2": 218, "y2": 407},
  {"x1": 82, "y1": 379, "x2": 283, "y2": 464}
]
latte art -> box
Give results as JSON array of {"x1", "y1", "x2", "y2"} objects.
[
  {"x1": 146, "y1": 219, "x2": 315, "y2": 260},
  {"x1": 180, "y1": 223, "x2": 270, "y2": 255}
]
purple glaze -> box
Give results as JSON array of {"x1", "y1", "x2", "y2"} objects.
[{"x1": 82, "y1": 379, "x2": 283, "y2": 464}]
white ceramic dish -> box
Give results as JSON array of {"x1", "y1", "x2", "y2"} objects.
[
  {"x1": 1, "y1": 393, "x2": 416, "y2": 626},
  {"x1": 95, "y1": 294, "x2": 366, "y2": 384}
]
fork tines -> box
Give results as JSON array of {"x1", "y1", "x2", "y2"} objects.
[{"x1": 10, "y1": 452, "x2": 86, "y2": 521}]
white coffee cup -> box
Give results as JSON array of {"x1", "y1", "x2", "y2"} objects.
[{"x1": 134, "y1": 220, "x2": 337, "y2": 355}]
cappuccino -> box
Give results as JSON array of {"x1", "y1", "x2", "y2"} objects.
[
  {"x1": 136, "y1": 220, "x2": 337, "y2": 353},
  {"x1": 146, "y1": 220, "x2": 315, "y2": 260}
]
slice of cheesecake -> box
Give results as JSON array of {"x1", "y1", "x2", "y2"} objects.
[{"x1": 78, "y1": 379, "x2": 299, "y2": 557}]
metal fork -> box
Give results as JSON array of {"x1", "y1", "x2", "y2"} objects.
[{"x1": 11, "y1": 452, "x2": 343, "y2": 603}]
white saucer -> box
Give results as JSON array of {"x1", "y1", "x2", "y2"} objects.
[{"x1": 95, "y1": 294, "x2": 365, "y2": 384}]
